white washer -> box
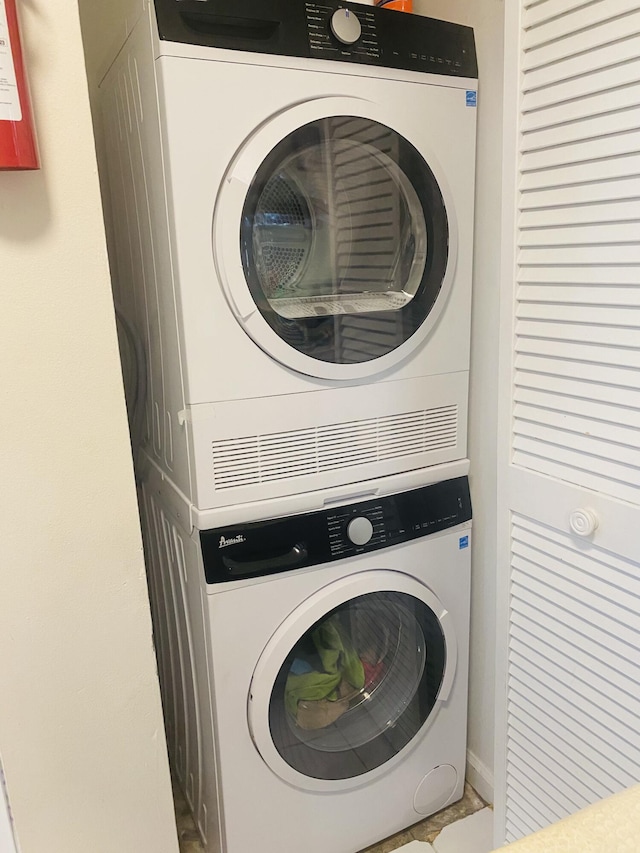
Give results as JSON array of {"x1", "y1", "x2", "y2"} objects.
[
  {"x1": 100, "y1": 1, "x2": 478, "y2": 511},
  {"x1": 140, "y1": 458, "x2": 472, "y2": 853}
]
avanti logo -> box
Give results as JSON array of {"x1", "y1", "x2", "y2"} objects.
[{"x1": 218, "y1": 534, "x2": 246, "y2": 549}]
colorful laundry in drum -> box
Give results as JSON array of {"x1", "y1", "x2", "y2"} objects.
[{"x1": 285, "y1": 616, "x2": 387, "y2": 730}]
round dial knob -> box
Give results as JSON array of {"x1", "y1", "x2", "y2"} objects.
[
  {"x1": 347, "y1": 516, "x2": 374, "y2": 546},
  {"x1": 330, "y1": 8, "x2": 362, "y2": 45}
]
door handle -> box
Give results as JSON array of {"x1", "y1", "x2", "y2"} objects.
[{"x1": 222, "y1": 543, "x2": 308, "y2": 576}]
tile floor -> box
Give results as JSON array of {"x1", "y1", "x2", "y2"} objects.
[
  {"x1": 425, "y1": 807, "x2": 494, "y2": 853},
  {"x1": 361, "y1": 784, "x2": 489, "y2": 853},
  {"x1": 173, "y1": 780, "x2": 490, "y2": 853},
  {"x1": 172, "y1": 779, "x2": 203, "y2": 853}
]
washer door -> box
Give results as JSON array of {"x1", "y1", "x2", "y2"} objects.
[
  {"x1": 214, "y1": 97, "x2": 457, "y2": 380},
  {"x1": 248, "y1": 571, "x2": 457, "y2": 792}
]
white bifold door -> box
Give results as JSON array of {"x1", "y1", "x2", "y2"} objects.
[{"x1": 496, "y1": 0, "x2": 640, "y2": 844}]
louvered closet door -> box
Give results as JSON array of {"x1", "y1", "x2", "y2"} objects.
[{"x1": 497, "y1": 0, "x2": 640, "y2": 844}]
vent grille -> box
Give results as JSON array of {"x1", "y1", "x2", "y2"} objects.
[
  {"x1": 513, "y1": 0, "x2": 640, "y2": 507},
  {"x1": 506, "y1": 514, "x2": 640, "y2": 841},
  {"x1": 211, "y1": 406, "x2": 457, "y2": 490}
]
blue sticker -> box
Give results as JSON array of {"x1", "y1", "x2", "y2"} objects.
[
  {"x1": 459, "y1": 535, "x2": 469, "y2": 550},
  {"x1": 466, "y1": 90, "x2": 477, "y2": 107}
]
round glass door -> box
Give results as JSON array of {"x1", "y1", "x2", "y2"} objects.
[
  {"x1": 266, "y1": 590, "x2": 446, "y2": 781},
  {"x1": 239, "y1": 116, "x2": 450, "y2": 365}
]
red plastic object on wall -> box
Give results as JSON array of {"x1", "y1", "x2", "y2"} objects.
[{"x1": 0, "y1": 0, "x2": 38, "y2": 170}]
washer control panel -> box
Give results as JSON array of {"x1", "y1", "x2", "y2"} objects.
[
  {"x1": 201, "y1": 476, "x2": 472, "y2": 584},
  {"x1": 325, "y1": 477, "x2": 471, "y2": 559}
]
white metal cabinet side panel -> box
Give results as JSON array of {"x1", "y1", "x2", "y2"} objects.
[
  {"x1": 141, "y1": 479, "x2": 201, "y2": 820},
  {"x1": 139, "y1": 486, "x2": 183, "y2": 774},
  {"x1": 154, "y1": 55, "x2": 476, "y2": 404},
  {"x1": 106, "y1": 48, "x2": 166, "y2": 459},
  {"x1": 101, "y1": 77, "x2": 157, "y2": 452},
  {"x1": 100, "y1": 9, "x2": 192, "y2": 499},
  {"x1": 138, "y1": 485, "x2": 173, "y2": 732},
  {"x1": 496, "y1": 0, "x2": 640, "y2": 846},
  {"x1": 140, "y1": 469, "x2": 224, "y2": 852},
  {"x1": 140, "y1": 474, "x2": 223, "y2": 852},
  {"x1": 130, "y1": 13, "x2": 190, "y2": 482},
  {"x1": 175, "y1": 513, "x2": 218, "y2": 846}
]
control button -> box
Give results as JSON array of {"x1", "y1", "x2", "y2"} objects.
[
  {"x1": 330, "y1": 8, "x2": 362, "y2": 45},
  {"x1": 347, "y1": 516, "x2": 374, "y2": 546}
]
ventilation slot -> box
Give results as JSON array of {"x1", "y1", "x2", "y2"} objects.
[
  {"x1": 211, "y1": 436, "x2": 261, "y2": 488},
  {"x1": 211, "y1": 406, "x2": 457, "y2": 491},
  {"x1": 379, "y1": 408, "x2": 459, "y2": 459}
]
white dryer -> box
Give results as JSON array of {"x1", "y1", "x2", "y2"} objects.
[
  {"x1": 100, "y1": 0, "x2": 478, "y2": 510},
  {"x1": 140, "y1": 458, "x2": 472, "y2": 853}
]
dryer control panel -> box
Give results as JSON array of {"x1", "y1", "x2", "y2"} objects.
[
  {"x1": 306, "y1": 3, "x2": 379, "y2": 60},
  {"x1": 200, "y1": 476, "x2": 472, "y2": 584},
  {"x1": 154, "y1": 0, "x2": 478, "y2": 78}
]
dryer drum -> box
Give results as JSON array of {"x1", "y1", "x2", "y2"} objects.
[
  {"x1": 242, "y1": 116, "x2": 449, "y2": 365},
  {"x1": 254, "y1": 172, "x2": 313, "y2": 297}
]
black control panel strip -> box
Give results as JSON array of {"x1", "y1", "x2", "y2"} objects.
[
  {"x1": 200, "y1": 476, "x2": 472, "y2": 584},
  {"x1": 154, "y1": 0, "x2": 478, "y2": 78}
]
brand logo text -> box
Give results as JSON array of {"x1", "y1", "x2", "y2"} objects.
[{"x1": 218, "y1": 534, "x2": 246, "y2": 549}]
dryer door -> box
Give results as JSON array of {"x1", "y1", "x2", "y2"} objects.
[
  {"x1": 248, "y1": 570, "x2": 457, "y2": 792},
  {"x1": 214, "y1": 97, "x2": 457, "y2": 380}
]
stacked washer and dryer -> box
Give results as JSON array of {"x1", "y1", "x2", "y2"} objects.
[{"x1": 99, "y1": 1, "x2": 478, "y2": 851}]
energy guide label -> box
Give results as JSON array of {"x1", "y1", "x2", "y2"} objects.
[{"x1": 0, "y1": 0, "x2": 21, "y2": 122}]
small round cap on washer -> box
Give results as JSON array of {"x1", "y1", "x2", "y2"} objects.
[
  {"x1": 347, "y1": 516, "x2": 374, "y2": 546},
  {"x1": 414, "y1": 765, "x2": 458, "y2": 816},
  {"x1": 330, "y1": 8, "x2": 362, "y2": 45}
]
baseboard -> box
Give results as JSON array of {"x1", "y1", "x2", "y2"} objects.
[{"x1": 466, "y1": 749, "x2": 494, "y2": 806}]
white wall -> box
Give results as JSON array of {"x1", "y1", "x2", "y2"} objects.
[
  {"x1": 0, "y1": 1, "x2": 177, "y2": 851},
  {"x1": 415, "y1": 0, "x2": 505, "y2": 803}
]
